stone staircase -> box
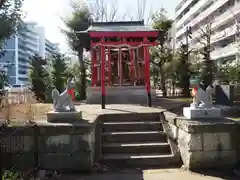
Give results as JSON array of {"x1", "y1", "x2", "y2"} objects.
[{"x1": 99, "y1": 113, "x2": 181, "y2": 169}]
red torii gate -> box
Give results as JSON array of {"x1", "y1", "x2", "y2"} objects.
[{"x1": 80, "y1": 21, "x2": 160, "y2": 109}]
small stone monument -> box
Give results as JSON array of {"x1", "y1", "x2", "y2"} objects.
[
  {"x1": 47, "y1": 76, "x2": 82, "y2": 123},
  {"x1": 183, "y1": 78, "x2": 222, "y2": 119}
]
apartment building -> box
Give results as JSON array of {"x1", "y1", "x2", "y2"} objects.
[
  {"x1": 45, "y1": 39, "x2": 60, "y2": 58},
  {"x1": 0, "y1": 21, "x2": 59, "y2": 85},
  {"x1": 174, "y1": 0, "x2": 240, "y2": 64}
]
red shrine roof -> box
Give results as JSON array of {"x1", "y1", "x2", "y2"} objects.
[{"x1": 87, "y1": 20, "x2": 157, "y2": 32}]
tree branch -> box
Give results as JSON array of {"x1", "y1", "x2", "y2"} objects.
[
  {"x1": 137, "y1": 0, "x2": 146, "y2": 21},
  {"x1": 109, "y1": 2, "x2": 118, "y2": 22}
]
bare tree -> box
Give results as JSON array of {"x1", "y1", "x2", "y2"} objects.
[
  {"x1": 109, "y1": 2, "x2": 119, "y2": 21},
  {"x1": 136, "y1": 0, "x2": 146, "y2": 21},
  {"x1": 125, "y1": 10, "x2": 134, "y2": 21},
  {"x1": 146, "y1": 6, "x2": 153, "y2": 25},
  {"x1": 89, "y1": 0, "x2": 118, "y2": 22}
]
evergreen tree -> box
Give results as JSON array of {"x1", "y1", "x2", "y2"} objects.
[
  {"x1": 195, "y1": 23, "x2": 214, "y2": 87},
  {"x1": 28, "y1": 54, "x2": 49, "y2": 102},
  {"x1": 150, "y1": 8, "x2": 173, "y2": 96},
  {"x1": 0, "y1": 71, "x2": 7, "y2": 89},
  {"x1": 62, "y1": 3, "x2": 91, "y2": 100},
  {"x1": 51, "y1": 53, "x2": 68, "y2": 92},
  {"x1": 0, "y1": 0, "x2": 23, "y2": 55},
  {"x1": 176, "y1": 44, "x2": 191, "y2": 97}
]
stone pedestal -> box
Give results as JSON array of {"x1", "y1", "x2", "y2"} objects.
[
  {"x1": 183, "y1": 107, "x2": 222, "y2": 119},
  {"x1": 163, "y1": 111, "x2": 239, "y2": 170},
  {"x1": 47, "y1": 111, "x2": 82, "y2": 123},
  {"x1": 37, "y1": 121, "x2": 95, "y2": 172}
]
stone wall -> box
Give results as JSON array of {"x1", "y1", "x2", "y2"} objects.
[
  {"x1": 0, "y1": 122, "x2": 96, "y2": 172},
  {"x1": 0, "y1": 126, "x2": 36, "y2": 170},
  {"x1": 162, "y1": 111, "x2": 240, "y2": 170}
]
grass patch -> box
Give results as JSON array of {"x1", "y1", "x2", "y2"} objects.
[
  {"x1": 228, "y1": 117, "x2": 240, "y2": 121},
  {"x1": 167, "y1": 97, "x2": 192, "y2": 102}
]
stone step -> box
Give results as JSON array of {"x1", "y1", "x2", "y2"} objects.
[
  {"x1": 102, "y1": 142, "x2": 171, "y2": 154},
  {"x1": 86, "y1": 95, "x2": 157, "y2": 104},
  {"x1": 100, "y1": 153, "x2": 181, "y2": 168},
  {"x1": 100, "y1": 113, "x2": 159, "y2": 122},
  {"x1": 101, "y1": 131, "x2": 167, "y2": 143},
  {"x1": 102, "y1": 121, "x2": 163, "y2": 132}
]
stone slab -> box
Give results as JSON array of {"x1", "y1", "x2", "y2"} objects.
[
  {"x1": 86, "y1": 86, "x2": 157, "y2": 104},
  {"x1": 163, "y1": 111, "x2": 239, "y2": 133},
  {"x1": 203, "y1": 132, "x2": 231, "y2": 151},
  {"x1": 47, "y1": 110, "x2": 82, "y2": 123},
  {"x1": 188, "y1": 150, "x2": 236, "y2": 170},
  {"x1": 183, "y1": 107, "x2": 222, "y2": 120}
]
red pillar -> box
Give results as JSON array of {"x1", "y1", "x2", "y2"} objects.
[
  {"x1": 119, "y1": 48, "x2": 123, "y2": 86},
  {"x1": 91, "y1": 48, "x2": 97, "y2": 86},
  {"x1": 144, "y1": 37, "x2": 151, "y2": 107},
  {"x1": 101, "y1": 43, "x2": 106, "y2": 109},
  {"x1": 130, "y1": 49, "x2": 135, "y2": 84},
  {"x1": 108, "y1": 47, "x2": 111, "y2": 86}
]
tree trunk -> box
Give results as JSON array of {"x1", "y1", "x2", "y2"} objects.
[
  {"x1": 159, "y1": 67, "x2": 167, "y2": 96},
  {"x1": 172, "y1": 80, "x2": 176, "y2": 96},
  {"x1": 78, "y1": 48, "x2": 87, "y2": 100}
]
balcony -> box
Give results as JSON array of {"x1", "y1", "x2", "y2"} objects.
[
  {"x1": 18, "y1": 48, "x2": 26, "y2": 56},
  {"x1": 18, "y1": 57, "x2": 29, "y2": 64},
  {"x1": 24, "y1": 46, "x2": 38, "y2": 55},
  {"x1": 176, "y1": 0, "x2": 229, "y2": 38},
  {"x1": 188, "y1": 23, "x2": 237, "y2": 46},
  {"x1": 186, "y1": 19, "x2": 239, "y2": 47},
  {"x1": 175, "y1": 0, "x2": 195, "y2": 18},
  {"x1": 25, "y1": 38, "x2": 38, "y2": 48},
  {"x1": 176, "y1": 0, "x2": 210, "y2": 29},
  {"x1": 211, "y1": 43, "x2": 238, "y2": 60},
  {"x1": 211, "y1": 25, "x2": 237, "y2": 43},
  {"x1": 211, "y1": 2, "x2": 240, "y2": 30},
  {"x1": 23, "y1": 32, "x2": 38, "y2": 42},
  {"x1": 18, "y1": 63, "x2": 29, "y2": 68},
  {"x1": 18, "y1": 74, "x2": 28, "y2": 79}
]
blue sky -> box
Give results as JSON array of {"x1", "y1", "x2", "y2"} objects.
[{"x1": 22, "y1": 0, "x2": 181, "y2": 52}]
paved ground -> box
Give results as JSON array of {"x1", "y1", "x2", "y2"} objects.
[
  {"x1": 74, "y1": 97, "x2": 189, "y2": 123},
  {"x1": 60, "y1": 169, "x2": 239, "y2": 180}
]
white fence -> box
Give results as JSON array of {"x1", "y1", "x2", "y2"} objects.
[
  {"x1": 4, "y1": 88, "x2": 36, "y2": 105},
  {"x1": 0, "y1": 89, "x2": 52, "y2": 123}
]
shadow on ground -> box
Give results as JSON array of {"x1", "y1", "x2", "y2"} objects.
[
  {"x1": 59, "y1": 168, "x2": 239, "y2": 180},
  {"x1": 60, "y1": 170, "x2": 144, "y2": 180},
  {"x1": 193, "y1": 168, "x2": 239, "y2": 180},
  {"x1": 152, "y1": 97, "x2": 190, "y2": 116}
]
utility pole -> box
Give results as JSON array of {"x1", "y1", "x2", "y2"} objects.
[
  {"x1": 235, "y1": 20, "x2": 240, "y2": 62},
  {"x1": 185, "y1": 26, "x2": 192, "y2": 62}
]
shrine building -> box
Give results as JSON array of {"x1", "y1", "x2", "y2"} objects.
[{"x1": 78, "y1": 20, "x2": 161, "y2": 108}]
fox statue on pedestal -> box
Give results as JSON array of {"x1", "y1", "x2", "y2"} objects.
[
  {"x1": 52, "y1": 77, "x2": 76, "y2": 112},
  {"x1": 191, "y1": 82, "x2": 213, "y2": 109}
]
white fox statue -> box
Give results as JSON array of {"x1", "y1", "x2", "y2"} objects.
[
  {"x1": 191, "y1": 82, "x2": 213, "y2": 109},
  {"x1": 52, "y1": 77, "x2": 76, "y2": 112}
]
